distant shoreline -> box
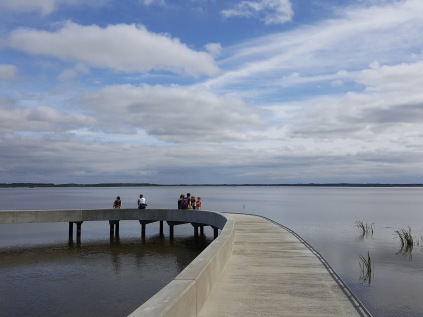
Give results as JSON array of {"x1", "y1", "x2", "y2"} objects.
[{"x1": 1, "y1": 183, "x2": 422, "y2": 188}]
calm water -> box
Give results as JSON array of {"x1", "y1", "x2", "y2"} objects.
[{"x1": 1, "y1": 186, "x2": 423, "y2": 317}]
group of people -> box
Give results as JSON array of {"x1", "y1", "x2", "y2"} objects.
[
  {"x1": 178, "y1": 193, "x2": 202, "y2": 210},
  {"x1": 112, "y1": 193, "x2": 202, "y2": 210},
  {"x1": 112, "y1": 194, "x2": 147, "y2": 209}
]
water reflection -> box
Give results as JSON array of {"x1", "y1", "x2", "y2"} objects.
[
  {"x1": 395, "y1": 227, "x2": 415, "y2": 261},
  {"x1": 0, "y1": 230, "x2": 211, "y2": 317},
  {"x1": 358, "y1": 252, "x2": 374, "y2": 285}
]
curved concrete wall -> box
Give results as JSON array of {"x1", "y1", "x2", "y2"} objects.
[
  {"x1": 0, "y1": 209, "x2": 228, "y2": 230},
  {"x1": 128, "y1": 217, "x2": 235, "y2": 317}
]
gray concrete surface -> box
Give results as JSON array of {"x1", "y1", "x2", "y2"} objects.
[
  {"x1": 197, "y1": 214, "x2": 363, "y2": 317},
  {"x1": 128, "y1": 217, "x2": 235, "y2": 317},
  {"x1": 0, "y1": 209, "x2": 228, "y2": 229}
]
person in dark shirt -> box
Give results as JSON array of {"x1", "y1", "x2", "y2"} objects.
[{"x1": 113, "y1": 196, "x2": 122, "y2": 209}]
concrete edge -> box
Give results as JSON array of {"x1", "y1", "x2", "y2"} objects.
[
  {"x1": 127, "y1": 217, "x2": 235, "y2": 317},
  {"x1": 0, "y1": 209, "x2": 227, "y2": 229}
]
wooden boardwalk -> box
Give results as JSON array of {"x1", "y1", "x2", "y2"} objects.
[{"x1": 198, "y1": 214, "x2": 370, "y2": 317}]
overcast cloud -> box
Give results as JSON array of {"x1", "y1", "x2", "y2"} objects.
[{"x1": 0, "y1": 0, "x2": 422, "y2": 184}]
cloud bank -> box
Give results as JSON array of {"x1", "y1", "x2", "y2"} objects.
[
  {"x1": 0, "y1": 0, "x2": 422, "y2": 184},
  {"x1": 8, "y1": 22, "x2": 219, "y2": 76}
]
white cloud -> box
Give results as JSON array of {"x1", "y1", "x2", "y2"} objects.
[
  {"x1": 77, "y1": 84, "x2": 264, "y2": 142},
  {"x1": 3, "y1": 82, "x2": 262, "y2": 145},
  {"x1": 1, "y1": 126, "x2": 420, "y2": 184},
  {"x1": 8, "y1": 22, "x2": 219, "y2": 77},
  {"x1": 0, "y1": 64, "x2": 19, "y2": 81},
  {"x1": 210, "y1": 0, "x2": 423, "y2": 97},
  {"x1": 283, "y1": 62, "x2": 423, "y2": 150},
  {"x1": 141, "y1": 0, "x2": 165, "y2": 6},
  {"x1": 205, "y1": 43, "x2": 222, "y2": 57},
  {"x1": 58, "y1": 64, "x2": 90, "y2": 82},
  {"x1": 0, "y1": 0, "x2": 56, "y2": 15},
  {"x1": 0, "y1": 0, "x2": 110, "y2": 16},
  {"x1": 0, "y1": 101, "x2": 96, "y2": 133},
  {"x1": 221, "y1": 0, "x2": 293, "y2": 24},
  {"x1": 353, "y1": 60, "x2": 423, "y2": 94},
  {"x1": 1, "y1": 0, "x2": 423, "y2": 184}
]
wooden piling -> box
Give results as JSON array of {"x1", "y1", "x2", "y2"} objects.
[
  {"x1": 142, "y1": 223, "x2": 146, "y2": 238},
  {"x1": 68, "y1": 222, "x2": 73, "y2": 238},
  {"x1": 169, "y1": 224, "x2": 174, "y2": 239},
  {"x1": 68, "y1": 221, "x2": 83, "y2": 239},
  {"x1": 76, "y1": 222, "x2": 82, "y2": 238},
  {"x1": 109, "y1": 220, "x2": 120, "y2": 236}
]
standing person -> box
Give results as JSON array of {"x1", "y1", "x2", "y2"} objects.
[
  {"x1": 138, "y1": 194, "x2": 147, "y2": 209},
  {"x1": 196, "y1": 197, "x2": 202, "y2": 209},
  {"x1": 113, "y1": 196, "x2": 122, "y2": 209},
  {"x1": 186, "y1": 193, "x2": 193, "y2": 210},
  {"x1": 191, "y1": 196, "x2": 196, "y2": 210},
  {"x1": 178, "y1": 194, "x2": 185, "y2": 209}
]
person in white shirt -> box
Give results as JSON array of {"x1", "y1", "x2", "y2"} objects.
[{"x1": 137, "y1": 194, "x2": 147, "y2": 209}]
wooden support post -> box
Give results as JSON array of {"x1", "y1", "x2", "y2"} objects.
[
  {"x1": 160, "y1": 221, "x2": 164, "y2": 236},
  {"x1": 169, "y1": 224, "x2": 174, "y2": 239},
  {"x1": 109, "y1": 220, "x2": 119, "y2": 236},
  {"x1": 200, "y1": 226, "x2": 204, "y2": 235},
  {"x1": 139, "y1": 220, "x2": 152, "y2": 238},
  {"x1": 68, "y1": 222, "x2": 82, "y2": 244},
  {"x1": 213, "y1": 226, "x2": 218, "y2": 239},
  {"x1": 109, "y1": 221, "x2": 114, "y2": 236},
  {"x1": 69, "y1": 222, "x2": 73, "y2": 238},
  {"x1": 194, "y1": 226, "x2": 198, "y2": 238},
  {"x1": 142, "y1": 224, "x2": 146, "y2": 238},
  {"x1": 76, "y1": 222, "x2": 82, "y2": 238}
]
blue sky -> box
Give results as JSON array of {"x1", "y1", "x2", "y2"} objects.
[{"x1": 0, "y1": 0, "x2": 422, "y2": 184}]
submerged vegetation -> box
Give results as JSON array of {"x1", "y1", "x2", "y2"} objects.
[
  {"x1": 395, "y1": 227, "x2": 415, "y2": 258},
  {"x1": 395, "y1": 227, "x2": 414, "y2": 248},
  {"x1": 355, "y1": 222, "x2": 423, "y2": 284},
  {"x1": 359, "y1": 251, "x2": 373, "y2": 285},
  {"x1": 356, "y1": 220, "x2": 374, "y2": 239}
]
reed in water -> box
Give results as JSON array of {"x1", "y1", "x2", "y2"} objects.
[
  {"x1": 359, "y1": 251, "x2": 373, "y2": 284},
  {"x1": 355, "y1": 220, "x2": 374, "y2": 239}
]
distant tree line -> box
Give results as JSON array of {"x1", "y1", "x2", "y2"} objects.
[
  {"x1": 0, "y1": 183, "x2": 422, "y2": 188},
  {"x1": 0, "y1": 183, "x2": 55, "y2": 188}
]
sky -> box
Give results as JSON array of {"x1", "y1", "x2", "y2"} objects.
[{"x1": 0, "y1": 0, "x2": 422, "y2": 184}]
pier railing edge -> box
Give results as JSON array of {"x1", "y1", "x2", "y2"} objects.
[{"x1": 127, "y1": 213, "x2": 235, "y2": 317}]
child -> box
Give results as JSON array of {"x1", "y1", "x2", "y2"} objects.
[{"x1": 196, "y1": 197, "x2": 202, "y2": 209}]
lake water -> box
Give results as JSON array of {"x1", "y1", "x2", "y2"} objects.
[{"x1": 1, "y1": 186, "x2": 423, "y2": 317}]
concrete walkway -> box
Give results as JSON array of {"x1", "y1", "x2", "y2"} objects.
[{"x1": 197, "y1": 214, "x2": 364, "y2": 317}]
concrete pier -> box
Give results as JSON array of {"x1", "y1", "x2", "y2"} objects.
[
  {"x1": 0, "y1": 209, "x2": 371, "y2": 316},
  {"x1": 197, "y1": 214, "x2": 368, "y2": 316},
  {"x1": 130, "y1": 213, "x2": 371, "y2": 317},
  {"x1": 0, "y1": 209, "x2": 227, "y2": 241}
]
